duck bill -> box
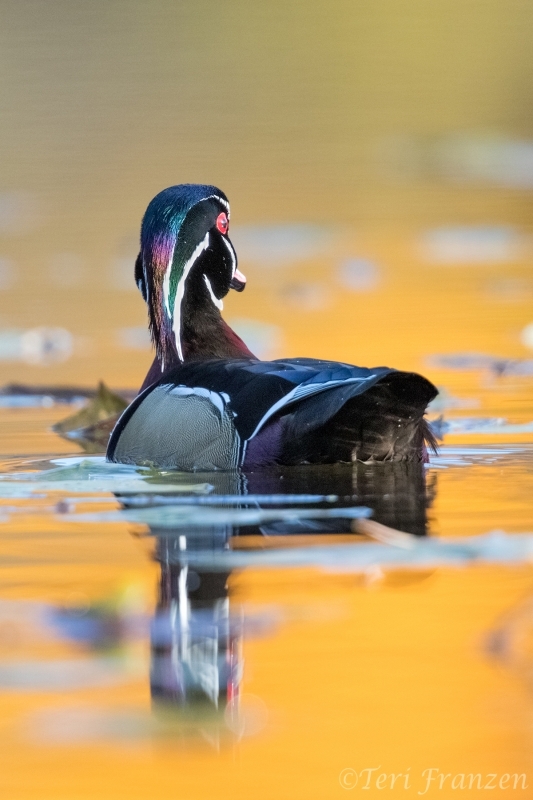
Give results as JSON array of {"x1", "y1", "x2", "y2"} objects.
[{"x1": 230, "y1": 268, "x2": 247, "y2": 292}]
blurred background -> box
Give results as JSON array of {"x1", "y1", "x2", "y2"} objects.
[
  {"x1": 1, "y1": 5, "x2": 533, "y2": 798},
  {"x1": 1, "y1": 0, "x2": 532, "y2": 390}
]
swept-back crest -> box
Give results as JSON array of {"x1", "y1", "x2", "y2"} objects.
[{"x1": 136, "y1": 184, "x2": 230, "y2": 366}]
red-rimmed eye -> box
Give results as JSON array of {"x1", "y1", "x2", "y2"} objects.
[{"x1": 216, "y1": 212, "x2": 228, "y2": 234}]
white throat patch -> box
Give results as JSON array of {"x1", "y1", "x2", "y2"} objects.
[
  {"x1": 220, "y1": 235, "x2": 237, "y2": 276},
  {"x1": 203, "y1": 274, "x2": 224, "y2": 310}
]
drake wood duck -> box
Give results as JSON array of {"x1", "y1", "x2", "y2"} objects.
[{"x1": 107, "y1": 185, "x2": 437, "y2": 470}]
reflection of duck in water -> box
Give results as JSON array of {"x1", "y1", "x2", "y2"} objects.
[
  {"x1": 145, "y1": 461, "x2": 435, "y2": 710},
  {"x1": 107, "y1": 184, "x2": 437, "y2": 470},
  {"x1": 136, "y1": 459, "x2": 435, "y2": 707},
  {"x1": 151, "y1": 533, "x2": 239, "y2": 709},
  {"x1": 243, "y1": 461, "x2": 434, "y2": 538},
  {"x1": 109, "y1": 446, "x2": 436, "y2": 717},
  {"x1": 126, "y1": 458, "x2": 434, "y2": 541}
]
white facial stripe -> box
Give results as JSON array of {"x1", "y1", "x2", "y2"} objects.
[
  {"x1": 142, "y1": 258, "x2": 150, "y2": 302},
  {"x1": 162, "y1": 249, "x2": 174, "y2": 317},
  {"x1": 162, "y1": 196, "x2": 228, "y2": 316},
  {"x1": 220, "y1": 235, "x2": 237, "y2": 277},
  {"x1": 172, "y1": 231, "x2": 210, "y2": 361},
  {"x1": 205, "y1": 194, "x2": 230, "y2": 217},
  {"x1": 203, "y1": 274, "x2": 224, "y2": 310}
]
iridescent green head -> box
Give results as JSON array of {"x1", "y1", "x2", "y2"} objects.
[{"x1": 135, "y1": 184, "x2": 245, "y2": 367}]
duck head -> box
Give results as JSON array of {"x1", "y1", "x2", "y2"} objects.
[{"x1": 135, "y1": 184, "x2": 248, "y2": 369}]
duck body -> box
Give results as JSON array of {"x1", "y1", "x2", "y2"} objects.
[
  {"x1": 108, "y1": 356, "x2": 437, "y2": 469},
  {"x1": 107, "y1": 184, "x2": 437, "y2": 470}
]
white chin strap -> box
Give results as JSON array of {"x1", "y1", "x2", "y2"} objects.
[{"x1": 203, "y1": 274, "x2": 224, "y2": 310}]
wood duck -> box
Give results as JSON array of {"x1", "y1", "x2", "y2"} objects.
[{"x1": 107, "y1": 184, "x2": 438, "y2": 470}]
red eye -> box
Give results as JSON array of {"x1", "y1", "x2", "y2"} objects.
[{"x1": 216, "y1": 212, "x2": 228, "y2": 234}]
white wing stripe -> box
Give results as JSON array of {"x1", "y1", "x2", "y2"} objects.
[{"x1": 247, "y1": 376, "x2": 375, "y2": 440}]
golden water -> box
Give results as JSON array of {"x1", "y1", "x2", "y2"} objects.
[{"x1": 0, "y1": 2, "x2": 532, "y2": 797}]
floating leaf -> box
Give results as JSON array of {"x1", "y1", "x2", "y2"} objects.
[{"x1": 53, "y1": 382, "x2": 129, "y2": 452}]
